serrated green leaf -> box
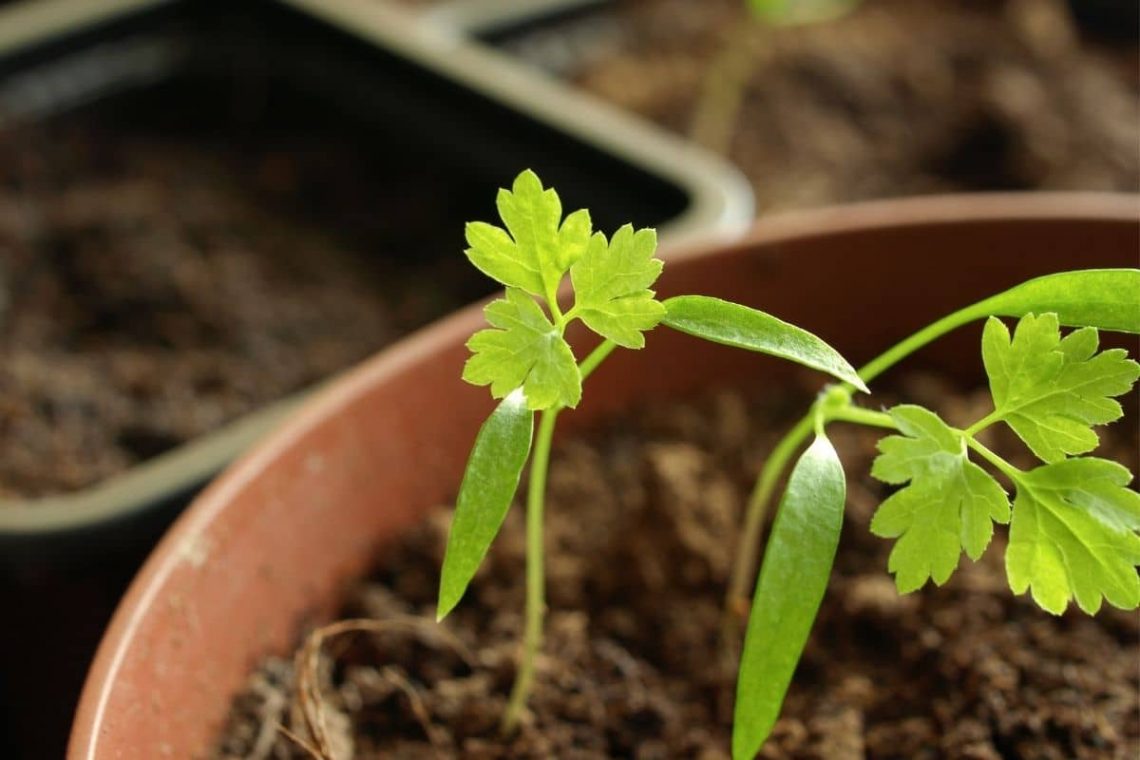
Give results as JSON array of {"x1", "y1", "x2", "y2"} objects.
[
  {"x1": 438, "y1": 392, "x2": 534, "y2": 620},
  {"x1": 734, "y1": 434, "x2": 845, "y2": 760},
  {"x1": 748, "y1": 0, "x2": 860, "y2": 25},
  {"x1": 982, "y1": 314, "x2": 1140, "y2": 463},
  {"x1": 570, "y1": 225, "x2": 665, "y2": 348},
  {"x1": 557, "y1": 208, "x2": 593, "y2": 271},
  {"x1": 1006, "y1": 458, "x2": 1140, "y2": 614},
  {"x1": 464, "y1": 170, "x2": 591, "y2": 298},
  {"x1": 464, "y1": 221, "x2": 545, "y2": 296},
  {"x1": 974, "y1": 269, "x2": 1140, "y2": 334},
  {"x1": 870, "y1": 405, "x2": 1010, "y2": 592},
  {"x1": 463, "y1": 289, "x2": 581, "y2": 410},
  {"x1": 484, "y1": 170, "x2": 591, "y2": 298},
  {"x1": 662, "y1": 295, "x2": 868, "y2": 392}
]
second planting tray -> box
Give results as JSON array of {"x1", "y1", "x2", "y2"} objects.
[{"x1": 0, "y1": 0, "x2": 752, "y2": 558}]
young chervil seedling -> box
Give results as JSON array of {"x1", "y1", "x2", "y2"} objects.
[
  {"x1": 748, "y1": 0, "x2": 861, "y2": 25},
  {"x1": 437, "y1": 169, "x2": 866, "y2": 732},
  {"x1": 692, "y1": 0, "x2": 863, "y2": 153},
  {"x1": 729, "y1": 270, "x2": 1140, "y2": 759}
]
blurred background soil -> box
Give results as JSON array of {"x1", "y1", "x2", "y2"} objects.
[{"x1": 494, "y1": 0, "x2": 1139, "y2": 209}]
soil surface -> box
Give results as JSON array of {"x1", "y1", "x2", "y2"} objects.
[
  {"x1": 0, "y1": 113, "x2": 487, "y2": 499},
  {"x1": 214, "y1": 373, "x2": 1139, "y2": 758},
  {"x1": 499, "y1": 0, "x2": 1140, "y2": 211}
]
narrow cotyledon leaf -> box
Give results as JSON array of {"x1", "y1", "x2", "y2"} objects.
[
  {"x1": 438, "y1": 390, "x2": 534, "y2": 620},
  {"x1": 662, "y1": 295, "x2": 868, "y2": 392},
  {"x1": 733, "y1": 434, "x2": 846, "y2": 760},
  {"x1": 970, "y1": 269, "x2": 1140, "y2": 335}
]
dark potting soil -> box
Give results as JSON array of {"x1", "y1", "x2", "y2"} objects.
[
  {"x1": 0, "y1": 112, "x2": 490, "y2": 499},
  {"x1": 214, "y1": 373, "x2": 1139, "y2": 759},
  {"x1": 499, "y1": 0, "x2": 1140, "y2": 211}
]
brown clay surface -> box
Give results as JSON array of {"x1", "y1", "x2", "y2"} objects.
[
  {"x1": 213, "y1": 373, "x2": 1139, "y2": 758},
  {"x1": 508, "y1": 0, "x2": 1140, "y2": 211},
  {"x1": 0, "y1": 118, "x2": 484, "y2": 499}
]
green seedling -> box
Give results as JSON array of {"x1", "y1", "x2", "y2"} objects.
[
  {"x1": 436, "y1": 169, "x2": 1140, "y2": 755},
  {"x1": 730, "y1": 270, "x2": 1140, "y2": 759},
  {"x1": 747, "y1": 0, "x2": 861, "y2": 25},
  {"x1": 436, "y1": 169, "x2": 865, "y2": 732},
  {"x1": 692, "y1": 0, "x2": 864, "y2": 153}
]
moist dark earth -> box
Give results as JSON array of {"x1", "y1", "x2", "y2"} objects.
[
  {"x1": 0, "y1": 119, "x2": 486, "y2": 499},
  {"x1": 214, "y1": 374, "x2": 1140, "y2": 759},
  {"x1": 501, "y1": 0, "x2": 1140, "y2": 211}
]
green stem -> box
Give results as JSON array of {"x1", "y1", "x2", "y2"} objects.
[
  {"x1": 856, "y1": 304, "x2": 989, "y2": 385},
  {"x1": 965, "y1": 409, "x2": 1002, "y2": 437},
  {"x1": 579, "y1": 339, "x2": 617, "y2": 381},
  {"x1": 722, "y1": 401, "x2": 898, "y2": 637},
  {"x1": 500, "y1": 339, "x2": 617, "y2": 732},
  {"x1": 689, "y1": 22, "x2": 764, "y2": 155},
  {"x1": 724, "y1": 300, "x2": 993, "y2": 630},
  {"x1": 546, "y1": 285, "x2": 565, "y2": 325},
  {"x1": 502, "y1": 407, "x2": 560, "y2": 733},
  {"x1": 825, "y1": 406, "x2": 897, "y2": 430},
  {"x1": 560, "y1": 303, "x2": 581, "y2": 327},
  {"x1": 724, "y1": 415, "x2": 813, "y2": 627},
  {"x1": 966, "y1": 436, "x2": 1025, "y2": 483}
]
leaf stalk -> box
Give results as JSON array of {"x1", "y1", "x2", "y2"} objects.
[
  {"x1": 965, "y1": 436, "x2": 1025, "y2": 483},
  {"x1": 964, "y1": 408, "x2": 1003, "y2": 437},
  {"x1": 579, "y1": 339, "x2": 617, "y2": 381},
  {"x1": 824, "y1": 405, "x2": 896, "y2": 429}
]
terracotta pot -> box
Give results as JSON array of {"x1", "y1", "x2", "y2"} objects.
[{"x1": 70, "y1": 194, "x2": 1139, "y2": 758}]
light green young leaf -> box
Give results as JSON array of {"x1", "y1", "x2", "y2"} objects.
[
  {"x1": 569, "y1": 225, "x2": 665, "y2": 348},
  {"x1": 748, "y1": 0, "x2": 860, "y2": 25},
  {"x1": 464, "y1": 222, "x2": 544, "y2": 296},
  {"x1": 870, "y1": 405, "x2": 1010, "y2": 592},
  {"x1": 982, "y1": 314, "x2": 1140, "y2": 463},
  {"x1": 438, "y1": 392, "x2": 534, "y2": 620},
  {"x1": 662, "y1": 295, "x2": 868, "y2": 391},
  {"x1": 734, "y1": 434, "x2": 845, "y2": 760},
  {"x1": 973, "y1": 269, "x2": 1140, "y2": 334},
  {"x1": 463, "y1": 289, "x2": 581, "y2": 410},
  {"x1": 465, "y1": 170, "x2": 592, "y2": 298},
  {"x1": 1006, "y1": 458, "x2": 1140, "y2": 614}
]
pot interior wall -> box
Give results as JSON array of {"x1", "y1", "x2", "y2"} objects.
[{"x1": 71, "y1": 205, "x2": 1138, "y2": 757}]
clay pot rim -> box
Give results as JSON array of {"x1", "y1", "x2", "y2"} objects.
[{"x1": 70, "y1": 191, "x2": 1140, "y2": 758}]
